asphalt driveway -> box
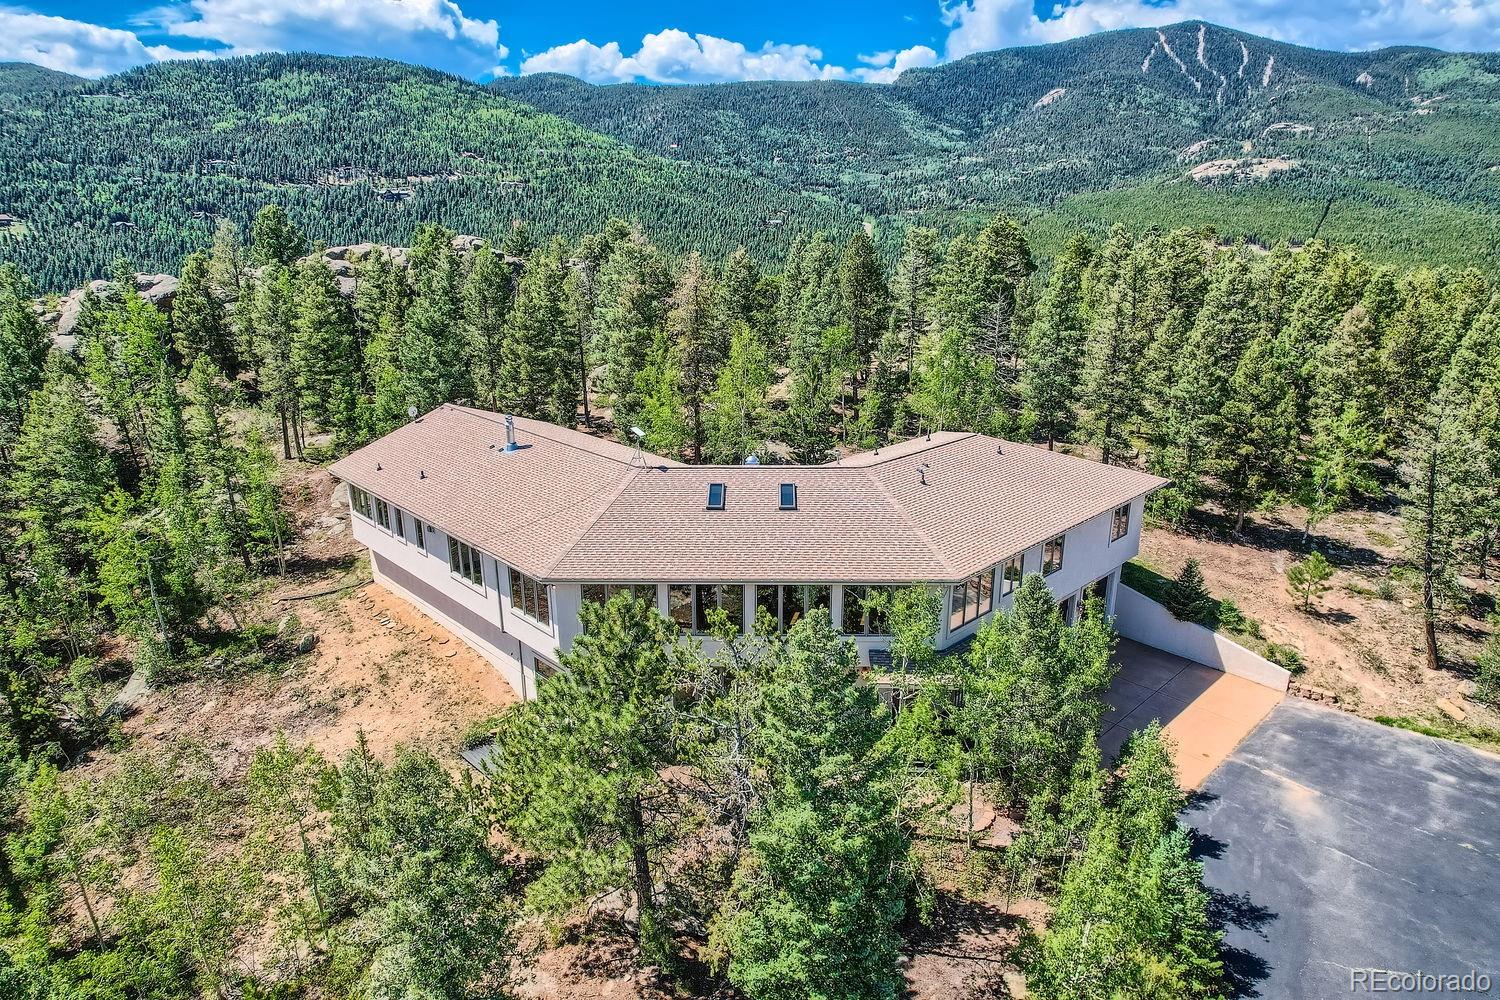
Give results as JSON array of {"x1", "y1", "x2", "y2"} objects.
[{"x1": 1188, "y1": 699, "x2": 1500, "y2": 998}]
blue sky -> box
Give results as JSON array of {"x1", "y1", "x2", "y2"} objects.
[{"x1": 2, "y1": 0, "x2": 1497, "y2": 82}]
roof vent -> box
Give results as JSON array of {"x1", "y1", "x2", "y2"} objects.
[
  {"x1": 745, "y1": 454, "x2": 760, "y2": 466},
  {"x1": 504, "y1": 414, "x2": 518, "y2": 452},
  {"x1": 917, "y1": 462, "x2": 930, "y2": 486},
  {"x1": 779, "y1": 483, "x2": 797, "y2": 510},
  {"x1": 706, "y1": 483, "x2": 725, "y2": 510}
]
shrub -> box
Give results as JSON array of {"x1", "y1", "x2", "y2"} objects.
[
  {"x1": 1286, "y1": 551, "x2": 1335, "y2": 612},
  {"x1": 1475, "y1": 616, "x2": 1500, "y2": 707},
  {"x1": 1263, "y1": 642, "x2": 1305, "y2": 675},
  {"x1": 1163, "y1": 559, "x2": 1212, "y2": 623}
]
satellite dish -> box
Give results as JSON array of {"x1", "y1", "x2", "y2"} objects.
[{"x1": 407, "y1": 405, "x2": 419, "y2": 420}]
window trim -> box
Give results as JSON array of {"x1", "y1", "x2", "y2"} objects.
[
  {"x1": 447, "y1": 536, "x2": 484, "y2": 588},
  {"x1": 949, "y1": 567, "x2": 995, "y2": 632},
  {"x1": 692, "y1": 583, "x2": 745, "y2": 634},
  {"x1": 393, "y1": 507, "x2": 406, "y2": 542},
  {"x1": 755, "y1": 583, "x2": 830, "y2": 632},
  {"x1": 414, "y1": 520, "x2": 426, "y2": 551},
  {"x1": 842, "y1": 584, "x2": 895, "y2": 636},
  {"x1": 373, "y1": 497, "x2": 391, "y2": 532},
  {"x1": 508, "y1": 568, "x2": 552, "y2": 628},
  {"x1": 350, "y1": 485, "x2": 373, "y2": 520},
  {"x1": 1043, "y1": 534, "x2": 1066, "y2": 576},
  {"x1": 706, "y1": 482, "x2": 726, "y2": 510},
  {"x1": 779, "y1": 483, "x2": 797, "y2": 510},
  {"x1": 1110, "y1": 503, "x2": 1131, "y2": 543},
  {"x1": 1000, "y1": 553, "x2": 1023, "y2": 596}
]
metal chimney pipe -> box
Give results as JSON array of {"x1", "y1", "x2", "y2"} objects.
[{"x1": 504, "y1": 415, "x2": 518, "y2": 452}]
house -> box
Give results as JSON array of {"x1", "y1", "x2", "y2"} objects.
[{"x1": 329, "y1": 405, "x2": 1166, "y2": 700}]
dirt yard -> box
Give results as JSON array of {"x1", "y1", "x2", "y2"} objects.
[
  {"x1": 1138, "y1": 499, "x2": 1499, "y2": 745},
  {"x1": 112, "y1": 463, "x2": 516, "y2": 774}
]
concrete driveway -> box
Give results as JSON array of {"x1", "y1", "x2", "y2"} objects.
[
  {"x1": 1103, "y1": 638, "x2": 1284, "y2": 787},
  {"x1": 1188, "y1": 700, "x2": 1500, "y2": 998}
]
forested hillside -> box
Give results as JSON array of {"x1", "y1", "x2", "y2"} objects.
[
  {"x1": 0, "y1": 63, "x2": 85, "y2": 101},
  {"x1": 0, "y1": 54, "x2": 848, "y2": 291},
  {"x1": 496, "y1": 21, "x2": 1500, "y2": 267}
]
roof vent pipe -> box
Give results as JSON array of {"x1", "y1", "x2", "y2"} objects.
[{"x1": 504, "y1": 414, "x2": 518, "y2": 452}]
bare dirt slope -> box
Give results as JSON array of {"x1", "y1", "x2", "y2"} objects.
[{"x1": 1138, "y1": 502, "x2": 1497, "y2": 742}]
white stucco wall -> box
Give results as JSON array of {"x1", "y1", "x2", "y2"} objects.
[
  {"x1": 1113, "y1": 584, "x2": 1291, "y2": 691},
  {"x1": 346, "y1": 481, "x2": 1154, "y2": 695}
]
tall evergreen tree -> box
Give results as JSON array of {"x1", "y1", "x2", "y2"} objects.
[
  {"x1": 1021, "y1": 234, "x2": 1092, "y2": 448},
  {"x1": 170, "y1": 251, "x2": 230, "y2": 370},
  {"x1": 500, "y1": 237, "x2": 572, "y2": 423}
]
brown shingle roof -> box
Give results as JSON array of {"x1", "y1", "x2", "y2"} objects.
[{"x1": 329, "y1": 405, "x2": 1166, "y2": 584}]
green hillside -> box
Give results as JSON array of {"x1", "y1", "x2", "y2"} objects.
[
  {"x1": 495, "y1": 22, "x2": 1500, "y2": 267},
  {"x1": 0, "y1": 62, "x2": 86, "y2": 100},
  {"x1": 0, "y1": 55, "x2": 848, "y2": 290}
]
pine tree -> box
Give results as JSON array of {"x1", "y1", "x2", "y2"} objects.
[
  {"x1": 249, "y1": 205, "x2": 306, "y2": 268},
  {"x1": 705, "y1": 322, "x2": 773, "y2": 464},
  {"x1": 1079, "y1": 229, "x2": 1147, "y2": 465},
  {"x1": 782, "y1": 325, "x2": 838, "y2": 464},
  {"x1": 720, "y1": 610, "x2": 907, "y2": 1000},
  {"x1": 489, "y1": 594, "x2": 690, "y2": 964},
  {"x1": 250, "y1": 265, "x2": 301, "y2": 458},
  {"x1": 1286, "y1": 551, "x2": 1335, "y2": 612},
  {"x1": 596, "y1": 227, "x2": 671, "y2": 421},
  {"x1": 0, "y1": 265, "x2": 50, "y2": 467},
  {"x1": 292, "y1": 256, "x2": 363, "y2": 447},
  {"x1": 837, "y1": 229, "x2": 890, "y2": 401},
  {"x1": 500, "y1": 237, "x2": 571, "y2": 422},
  {"x1": 170, "y1": 251, "x2": 230, "y2": 370},
  {"x1": 464, "y1": 243, "x2": 514, "y2": 410},
  {"x1": 400, "y1": 224, "x2": 472, "y2": 415},
  {"x1": 1021, "y1": 234, "x2": 1091, "y2": 448},
  {"x1": 718, "y1": 246, "x2": 765, "y2": 336},
  {"x1": 668, "y1": 252, "x2": 725, "y2": 461},
  {"x1": 1214, "y1": 330, "x2": 1299, "y2": 532},
  {"x1": 634, "y1": 329, "x2": 690, "y2": 458},
  {"x1": 892, "y1": 227, "x2": 940, "y2": 380},
  {"x1": 1163, "y1": 559, "x2": 1212, "y2": 622}
]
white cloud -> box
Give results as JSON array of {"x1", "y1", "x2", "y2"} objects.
[
  {"x1": 853, "y1": 44, "x2": 938, "y2": 83},
  {"x1": 521, "y1": 29, "x2": 854, "y2": 84},
  {"x1": 0, "y1": 0, "x2": 507, "y2": 81},
  {"x1": 941, "y1": 0, "x2": 1500, "y2": 60},
  {"x1": 0, "y1": 8, "x2": 215, "y2": 76},
  {"x1": 148, "y1": 0, "x2": 507, "y2": 77}
]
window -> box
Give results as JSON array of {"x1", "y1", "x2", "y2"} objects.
[
  {"x1": 373, "y1": 497, "x2": 391, "y2": 530},
  {"x1": 1000, "y1": 553, "x2": 1024, "y2": 596},
  {"x1": 707, "y1": 483, "x2": 726, "y2": 510},
  {"x1": 842, "y1": 585, "x2": 895, "y2": 635},
  {"x1": 447, "y1": 537, "x2": 483, "y2": 587},
  {"x1": 668, "y1": 584, "x2": 694, "y2": 631},
  {"x1": 509, "y1": 569, "x2": 550, "y2": 626},
  {"x1": 393, "y1": 507, "x2": 405, "y2": 541},
  {"x1": 1043, "y1": 534, "x2": 1066, "y2": 576},
  {"x1": 415, "y1": 521, "x2": 426, "y2": 549},
  {"x1": 350, "y1": 485, "x2": 372, "y2": 519},
  {"x1": 694, "y1": 584, "x2": 745, "y2": 633},
  {"x1": 533, "y1": 655, "x2": 560, "y2": 681},
  {"x1": 779, "y1": 483, "x2": 797, "y2": 510},
  {"x1": 949, "y1": 568, "x2": 994, "y2": 631},
  {"x1": 755, "y1": 584, "x2": 830, "y2": 632},
  {"x1": 1111, "y1": 503, "x2": 1130, "y2": 542},
  {"x1": 581, "y1": 583, "x2": 657, "y2": 608}
]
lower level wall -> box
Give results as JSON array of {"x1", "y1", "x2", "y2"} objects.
[
  {"x1": 371, "y1": 552, "x2": 536, "y2": 699},
  {"x1": 1113, "y1": 584, "x2": 1291, "y2": 691}
]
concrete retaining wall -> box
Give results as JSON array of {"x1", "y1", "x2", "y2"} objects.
[{"x1": 1114, "y1": 585, "x2": 1291, "y2": 691}]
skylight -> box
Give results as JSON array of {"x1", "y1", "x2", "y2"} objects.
[
  {"x1": 779, "y1": 483, "x2": 797, "y2": 510},
  {"x1": 707, "y1": 482, "x2": 726, "y2": 510}
]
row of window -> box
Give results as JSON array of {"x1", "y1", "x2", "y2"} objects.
[
  {"x1": 353, "y1": 486, "x2": 430, "y2": 550},
  {"x1": 352, "y1": 483, "x2": 553, "y2": 628},
  {"x1": 577, "y1": 582, "x2": 898, "y2": 637},
  {"x1": 947, "y1": 529, "x2": 1074, "y2": 632}
]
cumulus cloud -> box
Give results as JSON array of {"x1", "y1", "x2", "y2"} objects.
[
  {"x1": 521, "y1": 29, "x2": 855, "y2": 84},
  {"x1": 0, "y1": 8, "x2": 214, "y2": 76},
  {"x1": 0, "y1": 0, "x2": 508, "y2": 80},
  {"x1": 941, "y1": 0, "x2": 1500, "y2": 60},
  {"x1": 146, "y1": 0, "x2": 506, "y2": 78},
  {"x1": 853, "y1": 44, "x2": 939, "y2": 83}
]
